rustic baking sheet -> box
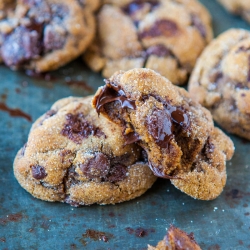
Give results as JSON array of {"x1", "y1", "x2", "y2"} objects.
[{"x1": 0, "y1": 0, "x2": 250, "y2": 249}]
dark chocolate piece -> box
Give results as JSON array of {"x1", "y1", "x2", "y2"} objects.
[
  {"x1": 80, "y1": 153, "x2": 110, "y2": 179},
  {"x1": 123, "y1": 0, "x2": 159, "y2": 16},
  {"x1": 61, "y1": 113, "x2": 105, "y2": 144},
  {"x1": 191, "y1": 14, "x2": 206, "y2": 38},
  {"x1": 124, "y1": 132, "x2": 141, "y2": 145},
  {"x1": 139, "y1": 19, "x2": 178, "y2": 39},
  {"x1": 106, "y1": 164, "x2": 128, "y2": 183},
  {"x1": 31, "y1": 165, "x2": 47, "y2": 179},
  {"x1": 95, "y1": 80, "x2": 136, "y2": 114},
  {"x1": 146, "y1": 44, "x2": 172, "y2": 57}
]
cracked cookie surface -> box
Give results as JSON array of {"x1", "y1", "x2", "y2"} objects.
[
  {"x1": 83, "y1": 0, "x2": 213, "y2": 85},
  {"x1": 148, "y1": 225, "x2": 201, "y2": 250},
  {"x1": 218, "y1": 0, "x2": 250, "y2": 23},
  {"x1": 0, "y1": 0, "x2": 95, "y2": 72},
  {"x1": 14, "y1": 96, "x2": 157, "y2": 206},
  {"x1": 189, "y1": 29, "x2": 250, "y2": 140},
  {"x1": 93, "y1": 68, "x2": 234, "y2": 200}
]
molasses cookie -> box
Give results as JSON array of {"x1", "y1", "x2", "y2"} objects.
[
  {"x1": 93, "y1": 68, "x2": 234, "y2": 200},
  {"x1": 0, "y1": 0, "x2": 95, "y2": 72},
  {"x1": 189, "y1": 29, "x2": 250, "y2": 140},
  {"x1": 218, "y1": 0, "x2": 250, "y2": 23},
  {"x1": 83, "y1": 0, "x2": 213, "y2": 85},
  {"x1": 14, "y1": 96, "x2": 156, "y2": 206},
  {"x1": 148, "y1": 225, "x2": 201, "y2": 250}
]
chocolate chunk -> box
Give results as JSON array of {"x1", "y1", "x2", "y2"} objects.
[
  {"x1": 94, "y1": 80, "x2": 136, "y2": 114},
  {"x1": 45, "y1": 109, "x2": 57, "y2": 118},
  {"x1": 146, "y1": 104, "x2": 190, "y2": 149},
  {"x1": 1, "y1": 25, "x2": 42, "y2": 67},
  {"x1": 191, "y1": 14, "x2": 206, "y2": 38},
  {"x1": 123, "y1": 0, "x2": 159, "y2": 15},
  {"x1": 43, "y1": 25, "x2": 66, "y2": 52},
  {"x1": 167, "y1": 226, "x2": 201, "y2": 250},
  {"x1": 139, "y1": 19, "x2": 178, "y2": 39},
  {"x1": 31, "y1": 165, "x2": 47, "y2": 179},
  {"x1": 80, "y1": 153, "x2": 110, "y2": 179},
  {"x1": 203, "y1": 137, "x2": 215, "y2": 157},
  {"x1": 61, "y1": 113, "x2": 105, "y2": 144},
  {"x1": 106, "y1": 164, "x2": 128, "y2": 183},
  {"x1": 146, "y1": 44, "x2": 172, "y2": 57},
  {"x1": 124, "y1": 132, "x2": 140, "y2": 145},
  {"x1": 147, "y1": 108, "x2": 174, "y2": 148}
]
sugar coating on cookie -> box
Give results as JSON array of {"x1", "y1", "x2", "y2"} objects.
[
  {"x1": 189, "y1": 29, "x2": 250, "y2": 140},
  {"x1": 148, "y1": 225, "x2": 201, "y2": 250},
  {"x1": 14, "y1": 96, "x2": 157, "y2": 206},
  {"x1": 93, "y1": 68, "x2": 234, "y2": 200},
  {"x1": 84, "y1": 0, "x2": 213, "y2": 85},
  {"x1": 0, "y1": 0, "x2": 95, "y2": 72},
  {"x1": 218, "y1": 0, "x2": 250, "y2": 23}
]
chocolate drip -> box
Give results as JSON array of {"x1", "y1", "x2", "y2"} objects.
[
  {"x1": 146, "y1": 44, "x2": 172, "y2": 57},
  {"x1": 95, "y1": 80, "x2": 136, "y2": 114}
]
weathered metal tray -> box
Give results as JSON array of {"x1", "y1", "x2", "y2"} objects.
[{"x1": 0, "y1": 1, "x2": 249, "y2": 249}]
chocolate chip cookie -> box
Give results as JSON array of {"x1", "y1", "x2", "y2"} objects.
[
  {"x1": 218, "y1": 0, "x2": 250, "y2": 23},
  {"x1": 189, "y1": 29, "x2": 250, "y2": 140},
  {"x1": 14, "y1": 96, "x2": 157, "y2": 206},
  {"x1": 0, "y1": 0, "x2": 15, "y2": 20},
  {"x1": 83, "y1": 0, "x2": 213, "y2": 85},
  {"x1": 148, "y1": 225, "x2": 201, "y2": 250},
  {"x1": 0, "y1": 0, "x2": 95, "y2": 72},
  {"x1": 93, "y1": 68, "x2": 234, "y2": 200}
]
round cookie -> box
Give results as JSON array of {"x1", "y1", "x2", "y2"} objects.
[
  {"x1": 83, "y1": 0, "x2": 213, "y2": 85},
  {"x1": 189, "y1": 29, "x2": 250, "y2": 140},
  {"x1": 148, "y1": 225, "x2": 201, "y2": 250},
  {"x1": 0, "y1": 0, "x2": 15, "y2": 20},
  {"x1": 14, "y1": 96, "x2": 157, "y2": 206},
  {"x1": 0, "y1": 0, "x2": 95, "y2": 72},
  {"x1": 93, "y1": 68, "x2": 234, "y2": 200},
  {"x1": 218, "y1": 0, "x2": 250, "y2": 23}
]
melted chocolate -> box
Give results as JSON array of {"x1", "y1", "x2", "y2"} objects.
[
  {"x1": 95, "y1": 80, "x2": 136, "y2": 114},
  {"x1": 191, "y1": 14, "x2": 206, "y2": 38},
  {"x1": 146, "y1": 105, "x2": 189, "y2": 149},
  {"x1": 31, "y1": 165, "x2": 47, "y2": 179},
  {"x1": 61, "y1": 113, "x2": 105, "y2": 144},
  {"x1": 139, "y1": 19, "x2": 178, "y2": 39},
  {"x1": 80, "y1": 153, "x2": 110, "y2": 179},
  {"x1": 0, "y1": 102, "x2": 32, "y2": 122}
]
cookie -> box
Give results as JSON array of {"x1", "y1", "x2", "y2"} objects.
[
  {"x1": 0, "y1": 0, "x2": 95, "y2": 72},
  {"x1": 189, "y1": 29, "x2": 250, "y2": 140},
  {"x1": 218, "y1": 0, "x2": 250, "y2": 23},
  {"x1": 93, "y1": 68, "x2": 234, "y2": 200},
  {"x1": 83, "y1": 0, "x2": 213, "y2": 85},
  {"x1": 0, "y1": 0, "x2": 15, "y2": 20},
  {"x1": 14, "y1": 96, "x2": 157, "y2": 206},
  {"x1": 148, "y1": 225, "x2": 201, "y2": 250}
]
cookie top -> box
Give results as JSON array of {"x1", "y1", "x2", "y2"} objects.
[
  {"x1": 14, "y1": 96, "x2": 157, "y2": 206},
  {"x1": 148, "y1": 225, "x2": 201, "y2": 250},
  {"x1": 189, "y1": 29, "x2": 250, "y2": 140},
  {"x1": 0, "y1": 0, "x2": 95, "y2": 72},
  {"x1": 83, "y1": 0, "x2": 213, "y2": 85},
  {"x1": 218, "y1": 0, "x2": 250, "y2": 23},
  {"x1": 93, "y1": 68, "x2": 234, "y2": 199}
]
